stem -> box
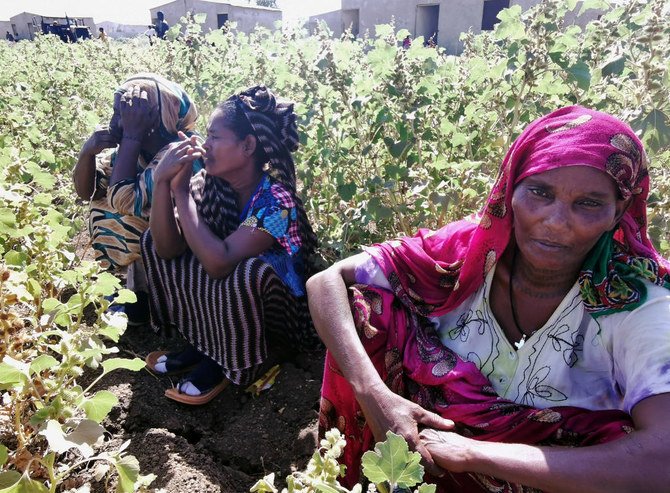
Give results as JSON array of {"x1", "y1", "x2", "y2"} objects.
[
  {"x1": 14, "y1": 396, "x2": 27, "y2": 449},
  {"x1": 507, "y1": 78, "x2": 527, "y2": 148}
]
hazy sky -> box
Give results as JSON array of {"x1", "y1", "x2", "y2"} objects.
[{"x1": 0, "y1": 0, "x2": 341, "y2": 25}]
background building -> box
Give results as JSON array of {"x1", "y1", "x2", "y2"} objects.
[
  {"x1": 309, "y1": 0, "x2": 598, "y2": 54},
  {"x1": 1, "y1": 20, "x2": 13, "y2": 39},
  {"x1": 6, "y1": 11, "x2": 95, "y2": 41},
  {"x1": 150, "y1": 0, "x2": 281, "y2": 34}
]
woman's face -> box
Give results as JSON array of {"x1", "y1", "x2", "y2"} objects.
[
  {"x1": 511, "y1": 165, "x2": 628, "y2": 273},
  {"x1": 202, "y1": 110, "x2": 249, "y2": 178}
]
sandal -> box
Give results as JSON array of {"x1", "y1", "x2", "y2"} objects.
[
  {"x1": 164, "y1": 357, "x2": 229, "y2": 405},
  {"x1": 145, "y1": 346, "x2": 204, "y2": 375}
]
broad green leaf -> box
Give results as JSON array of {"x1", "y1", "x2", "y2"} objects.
[
  {"x1": 0, "y1": 472, "x2": 48, "y2": 492},
  {"x1": 579, "y1": 0, "x2": 610, "y2": 16},
  {"x1": 361, "y1": 431, "x2": 424, "y2": 488},
  {"x1": 494, "y1": 5, "x2": 525, "y2": 41},
  {"x1": 41, "y1": 298, "x2": 62, "y2": 312},
  {"x1": 113, "y1": 289, "x2": 137, "y2": 304},
  {"x1": 101, "y1": 358, "x2": 146, "y2": 374},
  {"x1": 0, "y1": 358, "x2": 29, "y2": 388},
  {"x1": 92, "y1": 272, "x2": 123, "y2": 296},
  {"x1": 40, "y1": 419, "x2": 104, "y2": 458},
  {"x1": 3, "y1": 251, "x2": 26, "y2": 267},
  {"x1": 29, "y1": 355, "x2": 58, "y2": 374},
  {"x1": 565, "y1": 61, "x2": 591, "y2": 90},
  {"x1": 0, "y1": 209, "x2": 15, "y2": 228},
  {"x1": 113, "y1": 454, "x2": 140, "y2": 493},
  {"x1": 396, "y1": 29, "x2": 411, "y2": 42},
  {"x1": 375, "y1": 24, "x2": 394, "y2": 39},
  {"x1": 81, "y1": 390, "x2": 118, "y2": 423},
  {"x1": 37, "y1": 149, "x2": 55, "y2": 164},
  {"x1": 0, "y1": 444, "x2": 7, "y2": 467},
  {"x1": 0, "y1": 471, "x2": 21, "y2": 489},
  {"x1": 601, "y1": 56, "x2": 625, "y2": 77},
  {"x1": 311, "y1": 481, "x2": 340, "y2": 493},
  {"x1": 416, "y1": 484, "x2": 437, "y2": 493},
  {"x1": 634, "y1": 109, "x2": 670, "y2": 150},
  {"x1": 337, "y1": 183, "x2": 357, "y2": 202},
  {"x1": 249, "y1": 473, "x2": 278, "y2": 493}
]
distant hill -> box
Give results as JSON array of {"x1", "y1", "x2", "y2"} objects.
[{"x1": 97, "y1": 21, "x2": 149, "y2": 39}]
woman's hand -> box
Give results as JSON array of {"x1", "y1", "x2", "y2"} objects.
[
  {"x1": 357, "y1": 383, "x2": 455, "y2": 476},
  {"x1": 80, "y1": 125, "x2": 119, "y2": 157},
  {"x1": 419, "y1": 428, "x2": 475, "y2": 474},
  {"x1": 119, "y1": 84, "x2": 158, "y2": 142},
  {"x1": 154, "y1": 132, "x2": 201, "y2": 187}
]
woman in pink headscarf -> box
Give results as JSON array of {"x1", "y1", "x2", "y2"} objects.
[{"x1": 307, "y1": 106, "x2": 670, "y2": 492}]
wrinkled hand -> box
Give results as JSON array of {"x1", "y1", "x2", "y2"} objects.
[
  {"x1": 357, "y1": 384, "x2": 455, "y2": 477},
  {"x1": 154, "y1": 132, "x2": 201, "y2": 189},
  {"x1": 119, "y1": 84, "x2": 158, "y2": 141},
  {"x1": 80, "y1": 125, "x2": 119, "y2": 156},
  {"x1": 419, "y1": 428, "x2": 476, "y2": 474}
]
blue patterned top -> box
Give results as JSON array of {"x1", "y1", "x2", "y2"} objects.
[{"x1": 241, "y1": 174, "x2": 305, "y2": 296}]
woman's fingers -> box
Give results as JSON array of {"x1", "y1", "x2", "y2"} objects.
[
  {"x1": 416, "y1": 408, "x2": 455, "y2": 431},
  {"x1": 414, "y1": 440, "x2": 446, "y2": 478}
]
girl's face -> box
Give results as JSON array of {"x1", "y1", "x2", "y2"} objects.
[
  {"x1": 511, "y1": 165, "x2": 628, "y2": 274},
  {"x1": 202, "y1": 110, "x2": 250, "y2": 178}
]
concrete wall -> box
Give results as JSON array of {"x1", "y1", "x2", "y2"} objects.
[
  {"x1": 335, "y1": 0, "x2": 503, "y2": 54},
  {"x1": 9, "y1": 12, "x2": 96, "y2": 41},
  {"x1": 150, "y1": 0, "x2": 280, "y2": 34},
  {"x1": 313, "y1": 0, "x2": 604, "y2": 54},
  {"x1": 308, "y1": 10, "x2": 345, "y2": 37},
  {"x1": 229, "y1": 4, "x2": 281, "y2": 31},
  {"x1": 0, "y1": 21, "x2": 14, "y2": 40}
]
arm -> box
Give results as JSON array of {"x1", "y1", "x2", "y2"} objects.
[
  {"x1": 109, "y1": 84, "x2": 158, "y2": 186},
  {"x1": 149, "y1": 134, "x2": 198, "y2": 258},
  {"x1": 159, "y1": 140, "x2": 276, "y2": 274},
  {"x1": 421, "y1": 393, "x2": 670, "y2": 492},
  {"x1": 73, "y1": 127, "x2": 118, "y2": 200},
  {"x1": 171, "y1": 183, "x2": 275, "y2": 278},
  {"x1": 306, "y1": 257, "x2": 454, "y2": 475}
]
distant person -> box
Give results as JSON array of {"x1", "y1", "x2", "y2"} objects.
[
  {"x1": 143, "y1": 26, "x2": 156, "y2": 45},
  {"x1": 153, "y1": 11, "x2": 169, "y2": 40},
  {"x1": 98, "y1": 27, "x2": 108, "y2": 42},
  {"x1": 402, "y1": 35, "x2": 411, "y2": 50},
  {"x1": 5, "y1": 31, "x2": 15, "y2": 42}
]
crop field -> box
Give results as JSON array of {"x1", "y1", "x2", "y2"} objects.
[{"x1": 0, "y1": 0, "x2": 668, "y2": 491}]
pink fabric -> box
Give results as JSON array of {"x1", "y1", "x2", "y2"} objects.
[
  {"x1": 320, "y1": 285, "x2": 632, "y2": 492},
  {"x1": 365, "y1": 106, "x2": 666, "y2": 317}
]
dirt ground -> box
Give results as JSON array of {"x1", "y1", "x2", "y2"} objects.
[
  {"x1": 64, "y1": 230, "x2": 327, "y2": 492},
  {"x1": 92, "y1": 322, "x2": 325, "y2": 492}
]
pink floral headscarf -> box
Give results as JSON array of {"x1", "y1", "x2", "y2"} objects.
[{"x1": 365, "y1": 106, "x2": 670, "y2": 317}]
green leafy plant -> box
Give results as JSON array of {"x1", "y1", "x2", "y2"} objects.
[
  {"x1": 0, "y1": 0, "x2": 667, "y2": 489},
  {"x1": 250, "y1": 429, "x2": 435, "y2": 493}
]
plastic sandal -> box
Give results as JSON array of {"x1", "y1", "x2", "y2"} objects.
[
  {"x1": 145, "y1": 346, "x2": 204, "y2": 375},
  {"x1": 164, "y1": 379, "x2": 229, "y2": 405}
]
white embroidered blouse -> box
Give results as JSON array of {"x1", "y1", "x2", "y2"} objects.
[{"x1": 356, "y1": 255, "x2": 670, "y2": 413}]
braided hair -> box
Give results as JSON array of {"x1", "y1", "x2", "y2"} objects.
[{"x1": 215, "y1": 86, "x2": 318, "y2": 273}]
